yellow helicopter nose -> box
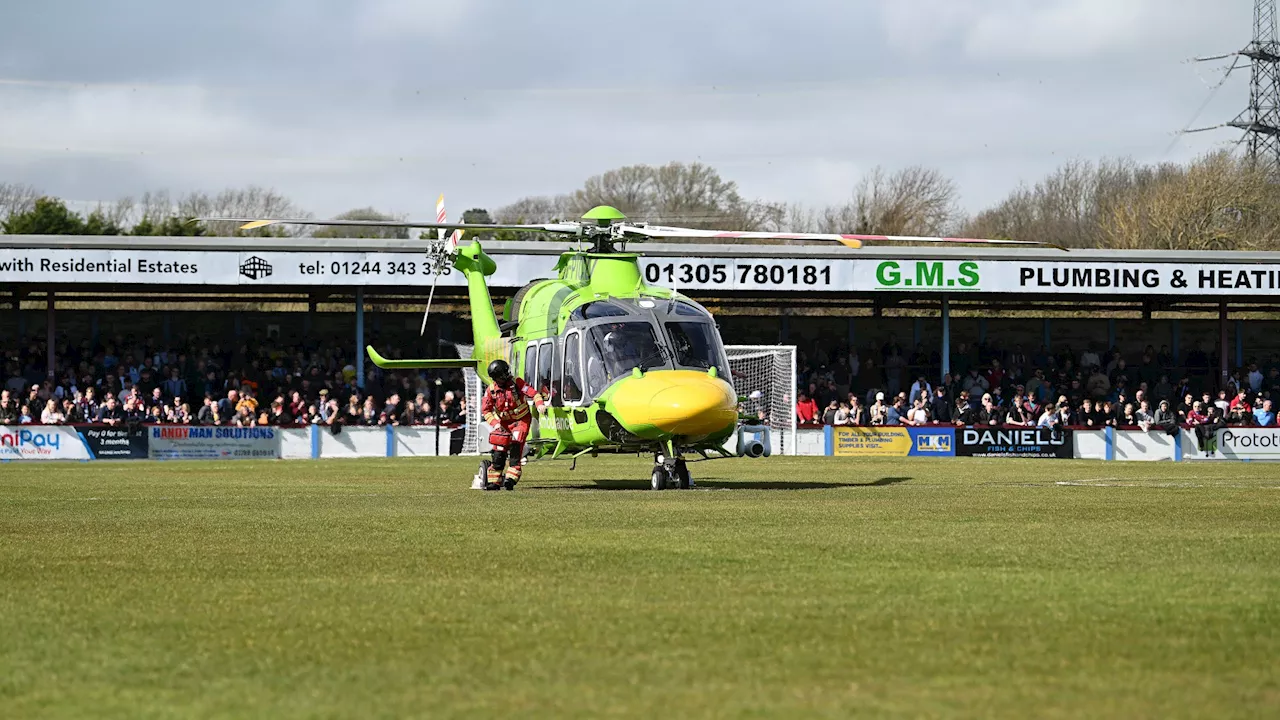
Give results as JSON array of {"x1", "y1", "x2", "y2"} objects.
[{"x1": 611, "y1": 370, "x2": 738, "y2": 438}]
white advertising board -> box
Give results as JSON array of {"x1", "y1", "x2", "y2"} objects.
[
  {"x1": 148, "y1": 426, "x2": 280, "y2": 460},
  {"x1": 0, "y1": 426, "x2": 92, "y2": 460},
  {"x1": 4, "y1": 247, "x2": 1280, "y2": 295},
  {"x1": 1215, "y1": 428, "x2": 1280, "y2": 460}
]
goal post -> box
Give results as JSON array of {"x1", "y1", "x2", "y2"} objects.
[
  {"x1": 725, "y1": 345, "x2": 798, "y2": 456},
  {"x1": 456, "y1": 342, "x2": 798, "y2": 457}
]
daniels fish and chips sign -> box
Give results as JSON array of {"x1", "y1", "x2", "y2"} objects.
[
  {"x1": 957, "y1": 427, "x2": 1073, "y2": 459},
  {"x1": 4, "y1": 246, "x2": 1280, "y2": 295}
]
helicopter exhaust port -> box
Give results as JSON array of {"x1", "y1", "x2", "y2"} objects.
[{"x1": 736, "y1": 424, "x2": 772, "y2": 458}]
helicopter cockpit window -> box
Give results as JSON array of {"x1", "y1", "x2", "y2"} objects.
[
  {"x1": 672, "y1": 300, "x2": 710, "y2": 317},
  {"x1": 586, "y1": 322, "x2": 666, "y2": 393},
  {"x1": 665, "y1": 321, "x2": 729, "y2": 378},
  {"x1": 570, "y1": 300, "x2": 631, "y2": 321}
]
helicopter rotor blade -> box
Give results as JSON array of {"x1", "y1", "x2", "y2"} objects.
[
  {"x1": 621, "y1": 225, "x2": 1066, "y2": 251},
  {"x1": 419, "y1": 264, "x2": 442, "y2": 337},
  {"x1": 195, "y1": 217, "x2": 583, "y2": 234}
]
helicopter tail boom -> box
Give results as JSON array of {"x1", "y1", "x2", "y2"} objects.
[{"x1": 366, "y1": 345, "x2": 479, "y2": 370}]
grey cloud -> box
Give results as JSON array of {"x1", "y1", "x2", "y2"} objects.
[{"x1": 0, "y1": 1, "x2": 1266, "y2": 223}]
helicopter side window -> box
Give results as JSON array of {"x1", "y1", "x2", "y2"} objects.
[
  {"x1": 536, "y1": 339, "x2": 554, "y2": 398},
  {"x1": 523, "y1": 345, "x2": 537, "y2": 384},
  {"x1": 563, "y1": 332, "x2": 583, "y2": 404},
  {"x1": 665, "y1": 321, "x2": 729, "y2": 378},
  {"x1": 587, "y1": 322, "x2": 666, "y2": 385}
]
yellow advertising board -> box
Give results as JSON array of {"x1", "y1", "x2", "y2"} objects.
[{"x1": 832, "y1": 427, "x2": 912, "y2": 456}]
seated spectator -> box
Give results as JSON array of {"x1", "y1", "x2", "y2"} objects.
[
  {"x1": 1120, "y1": 403, "x2": 1140, "y2": 427},
  {"x1": 1005, "y1": 394, "x2": 1031, "y2": 426},
  {"x1": 1253, "y1": 398, "x2": 1275, "y2": 427},
  {"x1": 978, "y1": 394, "x2": 1003, "y2": 426},
  {"x1": 1153, "y1": 399, "x2": 1179, "y2": 435},
  {"x1": 40, "y1": 398, "x2": 65, "y2": 425},
  {"x1": 1037, "y1": 404, "x2": 1059, "y2": 428},
  {"x1": 1135, "y1": 400, "x2": 1154, "y2": 432}
]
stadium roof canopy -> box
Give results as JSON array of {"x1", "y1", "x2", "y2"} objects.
[{"x1": 3, "y1": 235, "x2": 1280, "y2": 301}]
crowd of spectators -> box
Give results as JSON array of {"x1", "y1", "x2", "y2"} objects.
[
  {"x1": 794, "y1": 335, "x2": 1280, "y2": 429},
  {"x1": 0, "y1": 334, "x2": 469, "y2": 429}
]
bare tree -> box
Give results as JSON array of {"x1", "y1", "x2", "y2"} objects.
[
  {"x1": 1102, "y1": 151, "x2": 1280, "y2": 250},
  {"x1": 0, "y1": 182, "x2": 41, "y2": 223},
  {"x1": 570, "y1": 165, "x2": 655, "y2": 217},
  {"x1": 853, "y1": 166, "x2": 959, "y2": 237},
  {"x1": 493, "y1": 195, "x2": 574, "y2": 224},
  {"x1": 179, "y1": 186, "x2": 312, "y2": 236}
]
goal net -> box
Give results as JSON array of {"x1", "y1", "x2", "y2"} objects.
[
  {"x1": 454, "y1": 342, "x2": 798, "y2": 457},
  {"x1": 725, "y1": 345, "x2": 797, "y2": 456}
]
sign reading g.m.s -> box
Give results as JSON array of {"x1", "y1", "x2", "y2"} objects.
[
  {"x1": 957, "y1": 427, "x2": 1072, "y2": 459},
  {"x1": 869, "y1": 261, "x2": 981, "y2": 291}
]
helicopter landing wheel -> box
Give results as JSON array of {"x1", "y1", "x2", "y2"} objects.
[
  {"x1": 674, "y1": 459, "x2": 691, "y2": 489},
  {"x1": 650, "y1": 465, "x2": 669, "y2": 491}
]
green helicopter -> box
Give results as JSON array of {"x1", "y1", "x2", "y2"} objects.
[{"x1": 212, "y1": 203, "x2": 1058, "y2": 489}]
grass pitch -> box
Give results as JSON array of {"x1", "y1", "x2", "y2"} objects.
[{"x1": 2, "y1": 456, "x2": 1278, "y2": 719}]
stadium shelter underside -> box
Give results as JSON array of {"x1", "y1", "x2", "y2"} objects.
[{"x1": 3, "y1": 236, "x2": 1280, "y2": 387}]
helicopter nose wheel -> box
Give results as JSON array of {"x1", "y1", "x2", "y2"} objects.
[{"x1": 651, "y1": 455, "x2": 693, "y2": 490}]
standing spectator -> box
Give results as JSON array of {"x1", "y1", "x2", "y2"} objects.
[
  {"x1": 821, "y1": 400, "x2": 839, "y2": 426},
  {"x1": 164, "y1": 368, "x2": 187, "y2": 399},
  {"x1": 1247, "y1": 363, "x2": 1264, "y2": 393},
  {"x1": 869, "y1": 392, "x2": 888, "y2": 425},
  {"x1": 795, "y1": 393, "x2": 819, "y2": 425},
  {"x1": 847, "y1": 397, "x2": 867, "y2": 426},
  {"x1": 930, "y1": 386, "x2": 952, "y2": 424}
]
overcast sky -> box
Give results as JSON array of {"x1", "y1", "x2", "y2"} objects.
[{"x1": 0, "y1": 0, "x2": 1260, "y2": 222}]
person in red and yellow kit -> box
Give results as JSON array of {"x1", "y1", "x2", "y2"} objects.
[{"x1": 480, "y1": 359, "x2": 544, "y2": 491}]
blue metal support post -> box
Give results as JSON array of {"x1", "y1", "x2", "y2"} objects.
[
  {"x1": 356, "y1": 289, "x2": 365, "y2": 390},
  {"x1": 941, "y1": 298, "x2": 951, "y2": 381},
  {"x1": 46, "y1": 292, "x2": 55, "y2": 380},
  {"x1": 1236, "y1": 320, "x2": 1244, "y2": 367}
]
